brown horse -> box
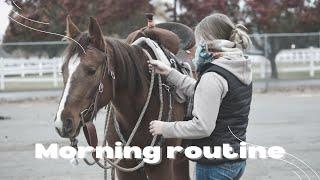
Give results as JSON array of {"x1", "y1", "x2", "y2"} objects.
[{"x1": 54, "y1": 16, "x2": 191, "y2": 180}]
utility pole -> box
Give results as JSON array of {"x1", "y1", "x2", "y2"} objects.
[{"x1": 173, "y1": 0, "x2": 177, "y2": 22}]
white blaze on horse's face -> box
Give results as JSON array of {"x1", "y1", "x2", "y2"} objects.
[{"x1": 55, "y1": 54, "x2": 80, "y2": 133}]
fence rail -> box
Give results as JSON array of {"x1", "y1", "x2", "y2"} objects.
[
  {"x1": 0, "y1": 57, "x2": 63, "y2": 90},
  {"x1": 1, "y1": 32, "x2": 320, "y2": 90},
  {"x1": 249, "y1": 48, "x2": 320, "y2": 78},
  {"x1": 1, "y1": 53, "x2": 320, "y2": 90}
]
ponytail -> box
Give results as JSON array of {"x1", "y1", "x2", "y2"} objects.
[
  {"x1": 195, "y1": 13, "x2": 252, "y2": 50},
  {"x1": 229, "y1": 24, "x2": 252, "y2": 49}
]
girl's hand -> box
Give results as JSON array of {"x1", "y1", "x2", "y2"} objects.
[
  {"x1": 149, "y1": 120, "x2": 164, "y2": 136},
  {"x1": 148, "y1": 60, "x2": 172, "y2": 75}
]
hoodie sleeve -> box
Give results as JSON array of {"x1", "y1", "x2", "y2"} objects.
[
  {"x1": 166, "y1": 69, "x2": 197, "y2": 97},
  {"x1": 162, "y1": 72, "x2": 228, "y2": 139}
]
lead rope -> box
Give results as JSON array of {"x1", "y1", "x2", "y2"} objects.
[
  {"x1": 104, "y1": 105, "x2": 115, "y2": 180},
  {"x1": 104, "y1": 104, "x2": 111, "y2": 180},
  {"x1": 73, "y1": 49, "x2": 165, "y2": 178},
  {"x1": 85, "y1": 66, "x2": 164, "y2": 174}
]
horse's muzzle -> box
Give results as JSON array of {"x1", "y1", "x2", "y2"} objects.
[{"x1": 55, "y1": 118, "x2": 74, "y2": 138}]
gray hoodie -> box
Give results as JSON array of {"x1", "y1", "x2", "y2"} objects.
[{"x1": 162, "y1": 55, "x2": 252, "y2": 139}]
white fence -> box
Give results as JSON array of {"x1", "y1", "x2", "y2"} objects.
[
  {"x1": 1, "y1": 48, "x2": 320, "y2": 90},
  {"x1": 249, "y1": 48, "x2": 320, "y2": 78},
  {"x1": 275, "y1": 48, "x2": 320, "y2": 77},
  {"x1": 0, "y1": 57, "x2": 63, "y2": 90},
  {"x1": 249, "y1": 55, "x2": 271, "y2": 79}
]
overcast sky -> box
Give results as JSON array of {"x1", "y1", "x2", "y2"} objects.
[{"x1": 0, "y1": 1, "x2": 11, "y2": 40}]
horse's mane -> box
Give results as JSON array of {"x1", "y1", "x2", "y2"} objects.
[
  {"x1": 65, "y1": 33, "x2": 149, "y2": 95},
  {"x1": 105, "y1": 38, "x2": 149, "y2": 94}
]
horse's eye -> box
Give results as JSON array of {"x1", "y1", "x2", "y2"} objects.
[{"x1": 87, "y1": 68, "x2": 96, "y2": 76}]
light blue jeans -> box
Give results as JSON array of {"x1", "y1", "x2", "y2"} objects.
[{"x1": 196, "y1": 161, "x2": 246, "y2": 180}]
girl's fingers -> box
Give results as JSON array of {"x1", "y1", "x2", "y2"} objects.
[
  {"x1": 149, "y1": 128, "x2": 155, "y2": 134},
  {"x1": 148, "y1": 60, "x2": 156, "y2": 64},
  {"x1": 149, "y1": 60, "x2": 160, "y2": 66},
  {"x1": 148, "y1": 65, "x2": 153, "y2": 73},
  {"x1": 150, "y1": 128, "x2": 155, "y2": 135}
]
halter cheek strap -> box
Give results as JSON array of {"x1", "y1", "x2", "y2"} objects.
[{"x1": 78, "y1": 46, "x2": 114, "y2": 147}]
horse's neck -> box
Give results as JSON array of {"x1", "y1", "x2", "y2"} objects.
[
  {"x1": 111, "y1": 88, "x2": 150, "y2": 129},
  {"x1": 108, "y1": 43, "x2": 155, "y2": 127}
]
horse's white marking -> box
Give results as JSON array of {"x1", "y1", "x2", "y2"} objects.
[{"x1": 55, "y1": 55, "x2": 80, "y2": 130}]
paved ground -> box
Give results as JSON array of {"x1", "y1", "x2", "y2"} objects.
[
  {"x1": 1, "y1": 78, "x2": 320, "y2": 102},
  {"x1": 0, "y1": 91, "x2": 320, "y2": 180}
]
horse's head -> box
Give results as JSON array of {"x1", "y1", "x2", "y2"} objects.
[{"x1": 54, "y1": 16, "x2": 112, "y2": 138}]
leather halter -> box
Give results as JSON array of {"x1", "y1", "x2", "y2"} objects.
[
  {"x1": 71, "y1": 45, "x2": 113, "y2": 148},
  {"x1": 77, "y1": 44, "x2": 157, "y2": 148}
]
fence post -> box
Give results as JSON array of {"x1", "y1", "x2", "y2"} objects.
[
  {"x1": 53, "y1": 63, "x2": 58, "y2": 87},
  {"x1": 0, "y1": 59, "x2": 5, "y2": 90},
  {"x1": 310, "y1": 58, "x2": 315, "y2": 77},
  {"x1": 263, "y1": 34, "x2": 269, "y2": 78},
  {"x1": 319, "y1": 32, "x2": 320, "y2": 48},
  {"x1": 260, "y1": 60, "x2": 265, "y2": 79},
  {"x1": 39, "y1": 61, "x2": 43, "y2": 76},
  {"x1": 21, "y1": 61, "x2": 25, "y2": 77}
]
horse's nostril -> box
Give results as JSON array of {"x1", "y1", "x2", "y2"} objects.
[
  {"x1": 64, "y1": 118, "x2": 73, "y2": 132},
  {"x1": 55, "y1": 127, "x2": 61, "y2": 135}
]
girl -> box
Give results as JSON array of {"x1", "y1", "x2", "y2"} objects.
[{"x1": 149, "y1": 13, "x2": 252, "y2": 180}]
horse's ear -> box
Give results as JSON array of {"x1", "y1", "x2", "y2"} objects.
[
  {"x1": 89, "y1": 17, "x2": 106, "y2": 51},
  {"x1": 66, "y1": 15, "x2": 80, "y2": 39}
]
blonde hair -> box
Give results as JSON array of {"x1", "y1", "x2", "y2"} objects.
[{"x1": 194, "y1": 13, "x2": 251, "y2": 49}]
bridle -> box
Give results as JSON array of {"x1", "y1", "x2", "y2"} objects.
[
  {"x1": 65, "y1": 14, "x2": 192, "y2": 179},
  {"x1": 71, "y1": 45, "x2": 113, "y2": 148},
  {"x1": 68, "y1": 40, "x2": 173, "y2": 173}
]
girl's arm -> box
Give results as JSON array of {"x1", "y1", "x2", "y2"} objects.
[
  {"x1": 166, "y1": 69, "x2": 196, "y2": 97},
  {"x1": 161, "y1": 72, "x2": 228, "y2": 139},
  {"x1": 148, "y1": 60, "x2": 196, "y2": 97}
]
